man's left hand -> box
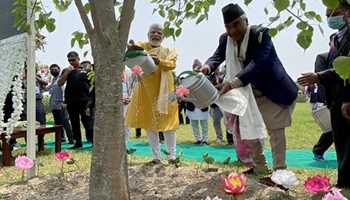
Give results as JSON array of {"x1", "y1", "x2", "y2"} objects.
[
  {"x1": 220, "y1": 82, "x2": 233, "y2": 95},
  {"x1": 150, "y1": 54, "x2": 160, "y2": 65},
  {"x1": 342, "y1": 102, "x2": 350, "y2": 119},
  {"x1": 220, "y1": 78, "x2": 242, "y2": 95},
  {"x1": 297, "y1": 72, "x2": 320, "y2": 87}
]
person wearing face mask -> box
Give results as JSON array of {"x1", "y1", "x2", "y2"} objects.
[
  {"x1": 197, "y1": 4, "x2": 298, "y2": 183},
  {"x1": 47, "y1": 64, "x2": 74, "y2": 144},
  {"x1": 58, "y1": 51, "x2": 94, "y2": 149},
  {"x1": 125, "y1": 24, "x2": 178, "y2": 165},
  {"x1": 298, "y1": 2, "x2": 350, "y2": 188}
]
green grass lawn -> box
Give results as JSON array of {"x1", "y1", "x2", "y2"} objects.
[
  {"x1": 131, "y1": 102, "x2": 326, "y2": 149},
  {"x1": 0, "y1": 102, "x2": 340, "y2": 195}
]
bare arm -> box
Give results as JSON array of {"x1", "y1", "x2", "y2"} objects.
[{"x1": 58, "y1": 67, "x2": 73, "y2": 86}]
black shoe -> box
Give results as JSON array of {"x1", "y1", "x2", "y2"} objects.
[
  {"x1": 202, "y1": 141, "x2": 209, "y2": 145},
  {"x1": 242, "y1": 167, "x2": 254, "y2": 175},
  {"x1": 168, "y1": 159, "x2": 177, "y2": 165},
  {"x1": 147, "y1": 159, "x2": 161, "y2": 165},
  {"x1": 61, "y1": 138, "x2": 66, "y2": 142},
  {"x1": 68, "y1": 140, "x2": 75, "y2": 144},
  {"x1": 194, "y1": 141, "x2": 202, "y2": 145},
  {"x1": 69, "y1": 144, "x2": 83, "y2": 149},
  {"x1": 126, "y1": 148, "x2": 137, "y2": 154}
]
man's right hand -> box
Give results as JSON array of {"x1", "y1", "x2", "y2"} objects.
[
  {"x1": 127, "y1": 39, "x2": 143, "y2": 51},
  {"x1": 198, "y1": 64, "x2": 210, "y2": 75}
]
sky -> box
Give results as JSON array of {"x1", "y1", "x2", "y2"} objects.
[{"x1": 37, "y1": 0, "x2": 334, "y2": 80}]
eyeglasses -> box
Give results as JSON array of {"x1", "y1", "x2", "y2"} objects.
[{"x1": 68, "y1": 59, "x2": 76, "y2": 62}]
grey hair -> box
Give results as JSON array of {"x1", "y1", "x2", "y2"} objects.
[{"x1": 148, "y1": 23, "x2": 163, "y2": 33}]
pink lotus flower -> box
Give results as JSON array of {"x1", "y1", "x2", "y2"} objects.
[
  {"x1": 175, "y1": 85, "x2": 190, "y2": 97},
  {"x1": 54, "y1": 151, "x2": 70, "y2": 161},
  {"x1": 15, "y1": 156, "x2": 34, "y2": 169},
  {"x1": 221, "y1": 172, "x2": 247, "y2": 194},
  {"x1": 322, "y1": 188, "x2": 348, "y2": 200},
  {"x1": 131, "y1": 65, "x2": 143, "y2": 75},
  {"x1": 304, "y1": 175, "x2": 330, "y2": 193}
]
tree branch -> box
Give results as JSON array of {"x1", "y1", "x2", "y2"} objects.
[
  {"x1": 118, "y1": 0, "x2": 136, "y2": 52},
  {"x1": 74, "y1": 0, "x2": 94, "y2": 34},
  {"x1": 287, "y1": 8, "x2": 305, "y2": 23}
]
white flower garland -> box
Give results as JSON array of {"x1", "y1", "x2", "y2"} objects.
[
  {"x1": 0, "y1": 34, "x2": 27, "y2": 138},
  {"x1": 5, "y1": 75, "x2": 24, "y2": 137}
]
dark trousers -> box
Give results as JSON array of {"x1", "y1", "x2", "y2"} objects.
[
  {"x1": 331, "y1": 106, "x2": 350, "y2": 188},
  {"x1": 178, "y1": 103, "x2": 190, "y2": 124},
  {"x1": 159, "y1": 132, "x2": 164, "y2": 141},
  {"x1": 312, "y1": 131, "x2": 333, "y2": 156},
  {"x1": 226, "y1": 131, "x2": 234, "y2": 145},
  {"x1": 52, "y1": 109, "x2": 74, "y2": 142},
  {"x1": 36, "y1": 99, "x2": 46, "y2": 125},
  {"x1": 136, "y1": 128, "x2": 141, "y2": 137},
  {"x1": 66, "y1": 101, "x2": 94, "y2": 145}
]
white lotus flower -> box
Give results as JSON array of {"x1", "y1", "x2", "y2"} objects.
[{"x1": 271, "y1": 169, "x2": 299, "y2": 188}]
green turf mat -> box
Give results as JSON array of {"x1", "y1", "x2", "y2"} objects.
[{"x1": 41, "y1": 139, "x2": 337, "y2": 169}]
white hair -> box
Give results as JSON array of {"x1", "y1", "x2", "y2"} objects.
[{"x1": 148, "y1": 23, "x2": 163, "y2": 33}]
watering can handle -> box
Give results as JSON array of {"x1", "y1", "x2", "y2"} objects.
[{"x1": 177, "y1": 71, "x2": 199, "y2": 84}]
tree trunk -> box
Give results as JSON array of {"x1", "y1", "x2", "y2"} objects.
[{"x1": 78, "y1": 0, "x2": 135, "y2": 199}]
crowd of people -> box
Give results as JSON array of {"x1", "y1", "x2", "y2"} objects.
[{"x1": 1, "y1": 1, "x2": 349, "y2": 190}]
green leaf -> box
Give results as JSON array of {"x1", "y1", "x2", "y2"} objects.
[
  {"x1": 53, "y1": 0, "x2": 72, "y2": 12},
  {"x1": 268, "y1": 28, "x2": 278, "y2": 37},
  {"x1": 158, "y1": 9, "x2": 165, "y2": 18},
  {"x1": 175, "y1": 19, "x2": 183, "y2": 27},
  {"x1": 46, "y1": 18, "x2": 56, "y2": 32},
  {"x1": 297, "y1": 29, "x2": 313, "y2": 49},
  {"x1": 296, "y1": 21, "x2": 308, "y2": 30},
  {"x1": 175, "y1": 28, "x2": 182, "y2": 37},
  {"x1": 334, "y1": 56, "x2": 350, "y2": 80},
  {"x1": 163, "y1": 21, "x2": 170, "y2": 28},
  {"x1": 185, "y1": 3, "x2": 193, "y2": 11},
  {"x1": 163, "y1": 27, "x2": 174, "y2": 37},
  {"x1": 244, "y1": 0, "x2": 253, "y2": 5},
  {"x1": 196, "y1": 14, "x2": 206, "y2": 24},
  {"x1": 300, "y1": 2, "x2": 306, "y2": 11},
  {"x1": 269, "y1": 15, "x2": 280, "y2": 23},
  {"x1": 322, "y1": 0, "x2": 339, "y2": 9},
  {"x1": 71, "y1": 38, "x2": 76, "y2": 48},
  {"x1": 304, "y1": 11, "x2": 316, "y2": 19},
  {"x1": 264, "y1": 8, "x2": 269, "y2": 15},
  {"x1": 274, "y1": 0, "x2": 290, "y2": 12},
  {"x1": 83, "y1": 3, "x2": 91, "y2": 13},
  {"x1": 315, "y1": 14, "x2": 322, "y2": 22},
  {"x1": 168, "y1": 9, "x2": 176, "y2": 21},
  {"x1": 318, "y1": 24, "x2": 324, "y2": 35},
  {"x1": 208, "y1": 0, "x2": 216, "y2": 5}
]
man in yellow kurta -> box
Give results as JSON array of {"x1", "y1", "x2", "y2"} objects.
[{"x1": 125, "y1": 24, "x2": 179, "y2": 164}]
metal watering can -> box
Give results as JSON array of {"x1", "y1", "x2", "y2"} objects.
[
  {"x1": 124, "y1": 49, "x2": 156, "y2": 75},
  {"x1": 177, "y1": 71, "x2": 219, "y2": 109}
]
